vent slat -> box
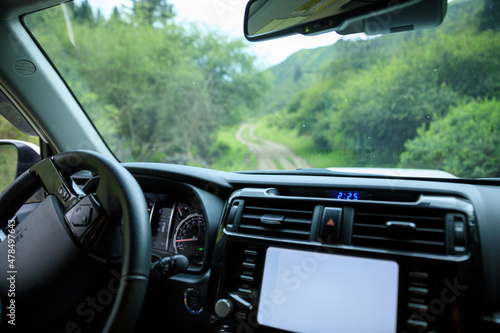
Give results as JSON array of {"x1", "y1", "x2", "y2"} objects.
[
  {"x1": 354, "y1": 223, "x2": 385, "y2": 229},
  {"x1": 353, "y1": 223, "x2": 444, "y2": 234},
  {"x1": 239, "y1": 225, "x2": 310, "y2": 236},
  {"x1": 245, "y1": 206, "x2": 313, "y2": 215},
  {"x1": 241, "y1": 215, "x2": 311, "y2": 225},
  {"x1": 352, "y1": 235, "x2": 445, "y2": 247},
  {"x1": 236, "y1": 200, "x2": 314, "y2": 241},
  {"x1": 355, "y1": 212, "x2": 443, "y2": 222},
  {"x1": 352, "y1": 208, "x2": 447, "y2": 254},
  {"x1": 415, "y1": 228, "x2": 445, "y2": 234},
  {"x1": 242, "y1": 214, "x2": 263, "y2": 221},
  {"x1": 284, "y1": 217, "x2": 312, "y2": 224}
]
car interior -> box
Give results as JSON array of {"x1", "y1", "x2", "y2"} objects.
[{"x1": 0, "y1": 0, "x2": 499, "y2": 332}]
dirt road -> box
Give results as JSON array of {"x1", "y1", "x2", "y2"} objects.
[{"x1": 235, "y1": 123, "x2": 311, "y2": 170}]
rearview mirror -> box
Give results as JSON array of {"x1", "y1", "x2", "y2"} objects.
[{"x1": 244, "y1": 0, "x2": 447, "y2": 41}]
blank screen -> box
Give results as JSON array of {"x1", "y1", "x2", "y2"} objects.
[{"x1": 257, "y1": 247, "x2": 399, "y2": 333}]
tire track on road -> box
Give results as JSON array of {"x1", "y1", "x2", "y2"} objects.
[{"x1": 235, "y1": 123, "x2": 311, "y2": 170}]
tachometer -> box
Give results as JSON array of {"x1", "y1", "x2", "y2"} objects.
[{"x1": 173, "y1": 213, "x2": 205, "y2": 265}]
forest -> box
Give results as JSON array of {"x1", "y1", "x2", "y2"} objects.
[
  {"x1": 1, "y1": 0, "x2": 499, "y2": 178},
  {"x1": 264, "y1": 0, "x2": 499, "y2": 177},
  {"x1": 23, "y1": 0, "x2": 271, "y2": 165}
]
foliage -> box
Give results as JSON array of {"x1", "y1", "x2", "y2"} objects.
[
  {"x1": 210, "y1": 126, "x2": 256, "y2": 171},
  {"x1": 9, "y1": 0, "x2": 500, "y2": 177},
  {"x1": 479, "y1": 0, "x2": 500, "y2": 31},
  {"x1": 268, "y1": 0, "x2": 500, "y2": 175},
  {"x1": 253, "y1": 115, "x2": 351, "y2": 168},
  {"x1": 0, "y1": 114, "x2": 38, "y2": 192},
  {"x1": 0, "y1": 145, "x2": 17, "y2": 193},
  {"x1": 130, "y1": 0, "x2": 174, "y2": 25},
  {"x1": 25, "y1": 1, "x2": 269, "y2": 164},
  {"x1": 400, "y1": 99, "x2": 500, "y2": 177},
  {"x1": 0, "y1": 115, "x2": 38, "y2": 144}
]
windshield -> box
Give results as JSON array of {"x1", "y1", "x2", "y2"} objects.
[{"x1": 25, "y1": 0, "x2": 499, "y2": 178}]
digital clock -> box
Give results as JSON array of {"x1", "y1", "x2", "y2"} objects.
[{"x1": 331, "y1": 190, "x2": 364, "y2": 200}]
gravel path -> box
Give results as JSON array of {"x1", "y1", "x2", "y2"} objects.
[{"x1": 235, "y1": 123, "x2": 311, "y2": 170}]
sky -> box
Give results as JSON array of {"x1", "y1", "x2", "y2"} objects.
[
  {"x1": 87, "y1": 0, "x2": 341, "y2": 67},
  {"x1": 168, "y1": 0, "x2": 341, "y2": 67}
]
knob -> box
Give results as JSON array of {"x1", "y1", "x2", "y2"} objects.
[{"x1": 215, "y1": 298, "x2": 233, "y2": 318}]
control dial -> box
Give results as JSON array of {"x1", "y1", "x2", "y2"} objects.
[{"x1": 214, "y1": 299, "x2": 233, "y2": 318}]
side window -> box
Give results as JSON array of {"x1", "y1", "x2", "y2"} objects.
[
  {"x1": 0, "y1": 143, "x2": 18, "y2": 192},
  {"x1": 0, "y1": 91, "x2": 39, "y2": 193}
]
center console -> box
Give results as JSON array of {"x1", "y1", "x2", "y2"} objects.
[{"x1": 208, "y1": 187, "x2": 481, "y2": 333}]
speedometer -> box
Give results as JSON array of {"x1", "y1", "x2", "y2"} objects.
[{"x1": 173, "y1": 213, "x2": 205, "y2": 265}]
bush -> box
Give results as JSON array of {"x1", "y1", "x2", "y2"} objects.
[{"x1": 400, "y1": 99, "x2": 500, "y2": 177}]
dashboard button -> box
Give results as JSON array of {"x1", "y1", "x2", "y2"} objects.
[
  {"x1": 408, "y1": 303, "x2": 429, "y2": 312},
  {"x1": 409, "y1": 286, "x2": 429, "y2": 295},
  {"x1": 240, "y1": 275, "x2": 254, "y2": 282},
  {"x1": 409, "y1": 271, "x2": 429, "y2": 279},
  {"x1": 321, "y1": 207, "x2": 342, "y2": 243},
  {"x1": 407, "y1": 319, "x2": 428, "y2": 329},
  {"x1": 215, "y1": 299, "x2": 233, "y2": 318},
  {"x1": 242, "y1": 262, "x2": 256, "y2": 269},
  {"x1": 238, "y1": 288, "x2": 252, "y2": 294},
  {"x1": 244, "y1": 249, "x2": 257, "y2": 256},
  {"x1": 184, "y1": 288, "x2": 203, "y2": 314}
]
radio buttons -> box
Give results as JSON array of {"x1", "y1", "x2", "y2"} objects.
[
  {"x1": 244, "y1": 250, "x2": 257, "y2": 256},
  {"x1": 242, "y1": 262, "x2": 255, "y2": 269}
]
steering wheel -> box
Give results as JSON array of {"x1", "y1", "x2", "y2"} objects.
[{"x1": 0, "y1": 150, "x2": 151, "y2": 332}]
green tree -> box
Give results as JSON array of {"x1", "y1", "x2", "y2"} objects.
[
  {"x1": 26, "y1": 2, "x2": 270, "y2": 164},
  {"x1": 400, "y1": 99, "x2": 500, "y2": 177},
  {"x1": 275, "y1": 0, "x2": 500, "y2": 167},
  {"x1": 72, "y1": 0, "x2": 94, "y2": 23},
  {"x1": 130, "y1": 0, "x2": 174, "y2": 26},
  {"x1": 479, "y1": 0, "x2": 500, "y2": 31},
  {"x1": 110, "y1": 7, "x2": 121, "y2": 22}
]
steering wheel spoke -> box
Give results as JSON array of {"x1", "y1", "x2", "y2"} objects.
[
  {"x1": 64, "y1": 194, "x2": 107, "y2": 244},
  {"x1": 30, "y1": 157, "x2": 85, "y2": 209}
]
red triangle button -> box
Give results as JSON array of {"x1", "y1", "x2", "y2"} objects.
[{"x1": 326, "y1": 218, "x2": 335, "y2": 226}]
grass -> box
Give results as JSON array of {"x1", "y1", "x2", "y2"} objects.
[
  {"x1": 210, "y1": 125, "x2": 257, "y2": 171},
  {"x1": 0, "y1": 145, "x2": 18, "y2": 193},
  {"x1": 253, "y1": 115, "x2": 352, "y2": 168},
  {"x1": 210, "y1": 116, "x2": 355, "y2": 171},
  {"x1": 273, "y1": 158, "x2": 285, "y2": 170}
]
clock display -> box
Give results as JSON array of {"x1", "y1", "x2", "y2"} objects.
[{"x1": 331, "y1": 190, "x2": 364, "y2": 200}]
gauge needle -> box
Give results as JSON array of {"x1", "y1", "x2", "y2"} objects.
[{"x1": 176, "y1": 237, "x2": 197, "y2": 242}]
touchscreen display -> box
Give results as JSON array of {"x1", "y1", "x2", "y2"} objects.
[{"x1": 257, "y1": 248, "x2": 399, "y2": 333}]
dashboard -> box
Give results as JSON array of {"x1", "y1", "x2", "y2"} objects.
[{"x1": 122, "y1": 164, "x2": 500, "y2": 333}]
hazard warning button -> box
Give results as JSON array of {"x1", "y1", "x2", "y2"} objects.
[{"x1": 321, "y1": 207, "x2": 342, "y2": 244}]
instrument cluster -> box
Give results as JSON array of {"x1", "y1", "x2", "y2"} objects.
[{"x1": 146, "y1": 193, "x2": 206, "y2": 267}]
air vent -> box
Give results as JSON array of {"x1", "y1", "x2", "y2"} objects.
[
  {"x1": 235, "y1": 199, "x2": 314, "y2": 241},
  {"x1": 352, "y1": 207, "x2": 448, "y2": 254}
]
